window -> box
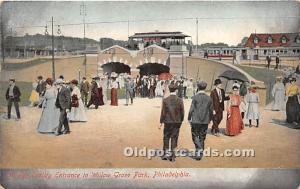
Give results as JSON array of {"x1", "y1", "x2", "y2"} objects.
[
  {"x1": 267, "y1": 36, "x2": 272, "y2": 44},
  {"x1": 254, "y1": 37, "x2": 258, "y2": 44},
  {"x1": 281, "y1": 36, "x2": 287, "y2": 43},
  {"x1": 296, "y1": 37, "x2": 300, "y2": 43}
]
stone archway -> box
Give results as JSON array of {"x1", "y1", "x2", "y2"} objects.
[
  {"x1": 101, "y1": 62, "x2": 131, "y2": 74},
  {"x1": 137, "y1": 63, "x2": 170, "y2": 76}
]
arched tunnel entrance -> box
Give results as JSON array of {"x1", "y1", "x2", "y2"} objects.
[
  {"x1": 137, "y1": 63, "x2": 170, "y2": 76},
  {"x1": 101, "y1": 62, "x2": 131, "y2": 74}
]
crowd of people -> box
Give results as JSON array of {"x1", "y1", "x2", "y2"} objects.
[
  {"x1": 4, "y1": 69, "x2": 299, "y2": 161},
  {"x1": 159, "y1": 78, "x2": 264, "y2": 161}
]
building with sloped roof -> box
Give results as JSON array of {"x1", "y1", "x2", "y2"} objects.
[
  {"x1": 242, "y1": 33, "x2": 300, "y2": 60},
  {"x1": 128, "y1": 31, "x2": 190, "y2": 50}
]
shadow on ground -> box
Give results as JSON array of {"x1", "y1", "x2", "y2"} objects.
[{"x1": 271, "y1": 119, "x2": 300, "y2": 129}]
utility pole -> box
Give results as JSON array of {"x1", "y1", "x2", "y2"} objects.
[
  {"x1": 51, "y1": 16, "x2": 56, "y2": 79},
  {"x1": 196, "y1": 18, "x2": 198, "y2": 56},
  {"x1": 10, "y1": 27, "x2": 13, "y2": 57},
  {"x1": 80, "y1": 2, "x2": 87, "y2": 77},
  {"x1": 0, "y1": 11, "x2": 5, "y2": 70},
  {"x1": 182, "y1": 52, "x2": 184, "y2": 77},
  {"x1": 127, "y1": 20, "x2": 130, "y2": 38}
]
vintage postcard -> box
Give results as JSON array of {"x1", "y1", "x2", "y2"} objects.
[{"x1": 0, "y1": 1, "x2": 299, "y2": 188}]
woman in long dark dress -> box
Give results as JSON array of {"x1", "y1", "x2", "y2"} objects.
[
  {"x1": 110, "y1": 77, "x2": 118, "y2": 106},
  {"x1": 95, "y1": 77, "x2": 104, "y2": 106},
  {"x1": 285, "y1": 77, "x2": 300, "y2": 124},
  {"x1": 87, "y1": 79, "x2": 101, "y2": 109}
]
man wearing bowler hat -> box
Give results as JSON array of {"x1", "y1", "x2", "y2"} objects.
[
  {"x1": 159, "y1": 84, "x2": 184, "y2": 162},
  {"x1": 210, "y1": 79, "x2": 229, "y2": 136},
  {"x1": 188, "y1": 81, "x2": 213, "y2": 160}
]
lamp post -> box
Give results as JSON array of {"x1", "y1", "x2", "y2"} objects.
[
  {"x1": 182, "y1": 52, "x2": 184, "y2": 77},
  {"x1": 196, "y1": 18, "x2": 198, "y2": 56},
  {"x1": 80, "y1": 2, "x2": 87, "y2": 77},
  {"x1": 51, "y1": 16, "x2": 55, "y2": 80},
  {"x1": 78, "y1": 69, "x2": 81, "y2": 83}
]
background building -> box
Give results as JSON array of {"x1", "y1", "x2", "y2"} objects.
[{"x1": 243, "y1": 33, "x2": 300, "y2": 60}]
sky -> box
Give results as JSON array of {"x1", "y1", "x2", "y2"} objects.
[{"x1": 1, "y1": 1, "x2": 300, "y2": 46}]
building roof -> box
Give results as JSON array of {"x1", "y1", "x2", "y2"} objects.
[
  {"x1": 137, "y1": 44, "x2": 168, "y2": 53},
  {"x1": 100, "y1": 45, "x2": 137, "y2": 57},
  {"x1": 244, "y1": 33, "x2": 300, "y2": 48},
  {"x1": 129, "y1": 31, "x2": 190, "y2": 39}
]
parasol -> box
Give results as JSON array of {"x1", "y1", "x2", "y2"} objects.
[
  {"x1": 219, "y1": 70, "x2": 248, "y2": 82},
  {"x1": 159, "y1": 73, "x2": 172, "y2": 80}
]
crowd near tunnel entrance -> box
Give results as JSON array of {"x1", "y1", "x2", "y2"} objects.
[
  {"x1": 137, "y1": 63, "x2": 170, "y2": 76},
  {"x1": 101, "y1": 62, "x2": 131, "y2": 74}
]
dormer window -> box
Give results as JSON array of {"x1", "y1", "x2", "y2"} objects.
[
  {"x1": 253, "y1": 37, "x2": 258, "y2": 44},
  {"x1": 267, "y1": 36, "x2": 272, "y2": 44},
  {"x1": 281, "y1": 36, "x2": 287, "y2": 43},
  {"x1": 296, "y1": 36, "x2": 300, "y2": 43}
]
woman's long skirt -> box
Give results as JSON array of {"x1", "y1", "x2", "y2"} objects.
[
  {"x1": 286, "y1": 95, "x2": 300, "y2": 123},
  {"x1": 226, "y1": 106, "x2": 244, "y2": 136},
  {"x1": 111, "y1": 88, "x2": 118, "y2": 106}
]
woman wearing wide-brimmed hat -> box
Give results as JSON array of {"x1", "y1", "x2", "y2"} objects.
[
  {"x1": 69, "y1": 79, "x2": 87, "y2": 122},
  {"x1": 245, "y1": 86, "x2": 260, "y2": 127},
  {"x1": 226, "y1": 86, "x2": 244, "y2": 136},
  {"x1": 37, "y1": 78, "x2": 60, "y2": 134},
  {"x1": 285, "y1": 77, "x2": 300, "y2": 124},
  {"x1": 87, "y1": 77, "x2": 101, "y2": 109},
  {"x1": 271, "y1": 77, "x2": 285, "y2": 111},
  {"x1": 110, "y1": 72, "x2": 118, "y2": 106}
]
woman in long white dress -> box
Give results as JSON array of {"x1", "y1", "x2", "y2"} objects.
[
  {"x1": 186, "y1": 78, "x2": 194, "y2": 99},
  {"x1": 37, "y1": 78, "x2": 60, "y2": 133},
  {"x1": 272, "y1": 77, "x2": 286, "y2": 111},
  {"x1": 155, "y1": 80, "x2": 164, "y2": 97},
  {"x1": 246, "y1": 87, "x2": 260, "y2": 127},
  {"x1": 69, "y1": 80, "x2": 87, "y2": 122},
  {"x1": 101, "y1": 76, "x2": 108, "y2": 104}
]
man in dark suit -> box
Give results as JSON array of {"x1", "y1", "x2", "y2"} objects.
[
  {"x1": 124, "y1": 76, "x2": 136, "y2": 105},
  {"x1": 159, "y1": 84, "x2": 184, "y2": 162},
  {"x1": 80, "y1": 77, "x2": 90, "y2": 106},
  {"x1": 275, "y1": 55, "x2": 280, "y2": 70},
  {"x1": 266, "y1": 55, "x2": 271, "y2": 69},
  {"x1": 54, "y1": 79, "x2": 71, "y2": 136},
  {"x1": 5, "y1": 78, "x2": 21, "y2": 120},
  {"x1": 36, "y1": 75, "x2": 46, "y2": 96},
  {"x1": 188, "y1": 81, "x2": 213, "y2": 160},
  {"x1": 210, "y1": 79, "x2": 229, "y2": 136}
]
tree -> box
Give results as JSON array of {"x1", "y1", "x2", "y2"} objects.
[
  {"x1": 0, "y1": 2, "x2": 10, "y2": 70},
  {"x1": 237, "y1": 37, "x2": 249, "y2": 47}
]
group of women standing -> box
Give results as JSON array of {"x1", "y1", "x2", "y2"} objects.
[
  {"x1": 272, "y1": 76, "x2": 300, "y2": 124},
  {"x1": 37, "y1": 78, "x2": 87, "y2": 134},
  {"x1": 225, "y1": 84, "x2": 260, "y2": 136}
]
